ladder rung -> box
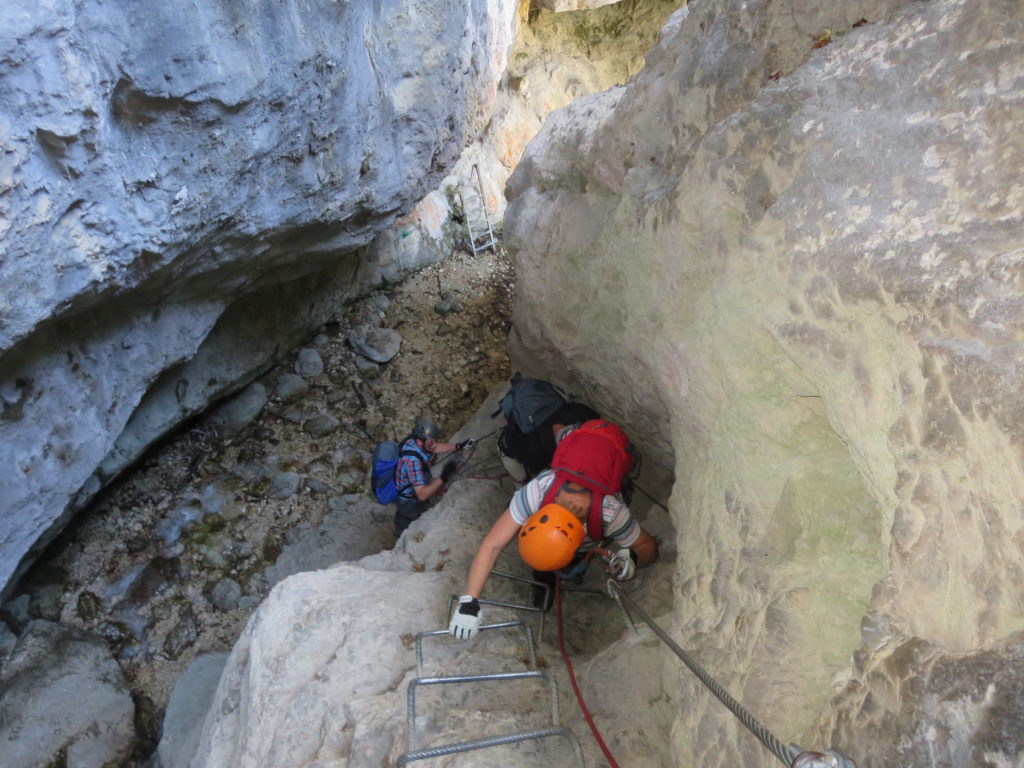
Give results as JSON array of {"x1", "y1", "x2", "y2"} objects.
[
  {"x1": 415, "y1": 621, "x2": 537, "y2": 675},
  {"x1": 407, "y1": 671, "x2": 561, "y2": 750},
  {"x1": 397, "y1": 726, "x2": 585, "y2": 767}
]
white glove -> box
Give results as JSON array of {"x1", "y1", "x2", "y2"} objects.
[
  {"x1": 606, "y1": 549, "x2": 637, "y2": 581},
  {"x1": 448, "y1": 595, "x2": 482, "y2": 639}
]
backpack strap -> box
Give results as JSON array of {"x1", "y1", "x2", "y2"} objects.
[
  {"x1": 395, "y1": 446, "x2": 429, "y2": 498},
  {"x1": 586, "y1": 490, "x2": 604, "y2": 542},
  {"x1": 540, "y1": 473, "x2": 604, "y2": 541}
]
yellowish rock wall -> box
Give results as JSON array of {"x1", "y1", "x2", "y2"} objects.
[{"x1": 505, "y1": 0, "x2": 1024, "y2": 764}]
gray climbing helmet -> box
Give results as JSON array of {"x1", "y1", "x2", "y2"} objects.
[{"x1": 411, "y1": 416, "x2": 440, "y2": 441}]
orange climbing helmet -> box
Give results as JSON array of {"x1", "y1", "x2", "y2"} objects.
[{"x1": 517, "y1": 503, "x2": 585, "y2": 571}]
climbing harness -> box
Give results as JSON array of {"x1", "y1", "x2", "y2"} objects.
[
  {"x1": 397, "y1": 619, "x2": 584, "y2": 766},
  {"x1": 605, "y1": 578, "x2": 858, "y2": 768}
]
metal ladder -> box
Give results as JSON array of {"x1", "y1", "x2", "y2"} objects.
[
  {"x1": 397, "y1": 574, "x2": 587, "y2": 766},
  {"x1": 457, "y1": 163, "x2": 497, "y2": 257}
]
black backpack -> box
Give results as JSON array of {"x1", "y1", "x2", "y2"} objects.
[
  {"x1": 497, "y1": 394, "x2": 600, "y2": 482},
  {"x1": 494, "y1": 373, "x2": 567, "y2": 434}
]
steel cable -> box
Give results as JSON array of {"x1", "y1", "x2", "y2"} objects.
[{"x1": 606, "y1": 579, "x2": 800, "y2": 766}]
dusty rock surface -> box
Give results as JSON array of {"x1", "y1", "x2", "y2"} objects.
[{"x1": 3, "y1": 248, "x2": 514, "y2": 763}]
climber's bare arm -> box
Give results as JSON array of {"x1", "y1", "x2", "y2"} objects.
[{"x1": 465, "y1": 507, "x2": 520, "y2": 598}]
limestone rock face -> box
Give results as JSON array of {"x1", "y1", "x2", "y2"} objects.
[
  {"x1": 504, "y1": 0, "x2": 1024, "y2": 765},
  {"x1": 364, "y1": 0, "x2": 684, "y2": 293},
  {"x1": 0, "y1": 0, "x2": 517, "y2": 597}
]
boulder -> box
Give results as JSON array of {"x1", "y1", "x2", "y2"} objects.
[
  {"x1": 158, "y1": 653, "x2": 230, "y2": 768},
  {"x1": 303, "y1": 414, "x2": 340, "y2": 437},
  {"x1": 210, "y1": 382, "x2": 268, "y2": 438},
  {"x1": 0, "y1": 621, "x2": 135, "y2": 768},
  {"x1": 348, "y1": 326, "x2": 404, "y2": 364},
  {"x1": 275, "y1": 373, "x2": 309, "y2": 403},
  {"x1": 294, "y1": 349, "x2": 325, "y2": 379}
]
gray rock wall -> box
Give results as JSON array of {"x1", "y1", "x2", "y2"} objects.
[
  {"x1": 0, "y1": 0, "x2": 517, "y2": 598},
  {"x1": 504, "y1": 0, "x2": 1024, "y2": 765}
]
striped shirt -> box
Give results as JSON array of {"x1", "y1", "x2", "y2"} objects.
[
  {"x1": 509, "y1": 470, "x2": 640, "y2": 547},
  {"x1": 396, "y1": 438, "x2": 432, "y2": 500}
]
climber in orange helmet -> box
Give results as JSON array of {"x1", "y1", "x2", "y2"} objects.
[{"x1": 448, "y1": 420, "x2": 659, "y2": 641}]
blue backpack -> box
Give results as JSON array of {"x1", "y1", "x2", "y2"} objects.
[{"x1": 371, "y1": 441, "x2": 421, "y2": 504}]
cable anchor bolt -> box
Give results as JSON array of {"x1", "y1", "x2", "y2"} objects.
[{"x1": 790, "y1": 749, "x2": 858, "y2": 768}]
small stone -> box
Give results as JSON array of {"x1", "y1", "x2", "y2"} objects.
[
  {"x1": 238, "y1": 595, "x2": 262, "y2": 612},
  {"x1": 29, "y1": 584, "x2": 64, "y2": 622},
  {"x1": 331, "y1": 448, "x2": 367, "y2": 471},
  {"x1": 209, "y1": 578, "x2": 242, "y2": 612},
  {"x1": 303, "y1": 414, "x2": 340, "y2": 437},
  {"x1": 275, "y1": 373, "x2": 308, "y2": 403},
  {"x1": 305, "y1": 478, "x2": 331, "y2": 495},
  {"x1": 348, "y1": 325, "x2": 403, "y2": 364},
  {"x1": 77, "y1": 591, "x2": 102, "y2": 623},
  {"x1": 355, "y1": 356, "x2": 379, "y2": 373},
  {"x1": 251, "y1": 425, "x2": 275, "y2": 441},
  {"x1": 126, "y1": 535, "x2": 150, "y2": 553},
  {"x1": 372, "y1": 294, "x2": 390, "y2": 313},
  {"x1": 228, "y1": 539, "x2": 254, "y2": 559},
  {"x1": 211, "y1": 383, "x2": 268, "y2": 438},
  {"x1": 220, "y1": 500, "x2": 247, "y2": 521},
  {"x1": 0, "y1": 594, "x2": 30, "y2": 632},
  {"x1": 272, "y1": 471, "x2": 302, "y2": 498},
  {"x1": 295, "y1": 348, "x2": 324, "y2": 378},
  {"x1": 96, "y1": 620, "x2": 133, "y2": 653},
  {"x1": 248, "y1": 573, "x2": 269, "y2": 597},
  {"x1": 335, "y1": 467, "x2": 366, "y2": 494},
  {"x1": 195, "y1": 542, "x2": 229, "y2": 570},
  {"x1": 230, "y1": 463, "x2": 265, "y2": 484},
  {"x1": 164, "y1": 613, "x2": 199, "y2": 659}
]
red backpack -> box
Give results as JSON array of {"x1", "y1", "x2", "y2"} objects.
[{"x1": 540, "y1": 419, "x2": 634, "y2": 541}]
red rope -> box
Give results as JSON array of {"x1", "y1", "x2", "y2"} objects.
[{"x1": 555, "y1": 577, "x2": 621, "y2": 767}]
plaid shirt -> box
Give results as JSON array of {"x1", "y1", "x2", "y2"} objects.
[{"x1": 396, "y1": 438, "x2": 432, "y2": 500}]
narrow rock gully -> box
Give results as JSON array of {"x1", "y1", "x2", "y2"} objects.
[{"x1": 4, "y1": 248, "x2": 516, "y2": 762}]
